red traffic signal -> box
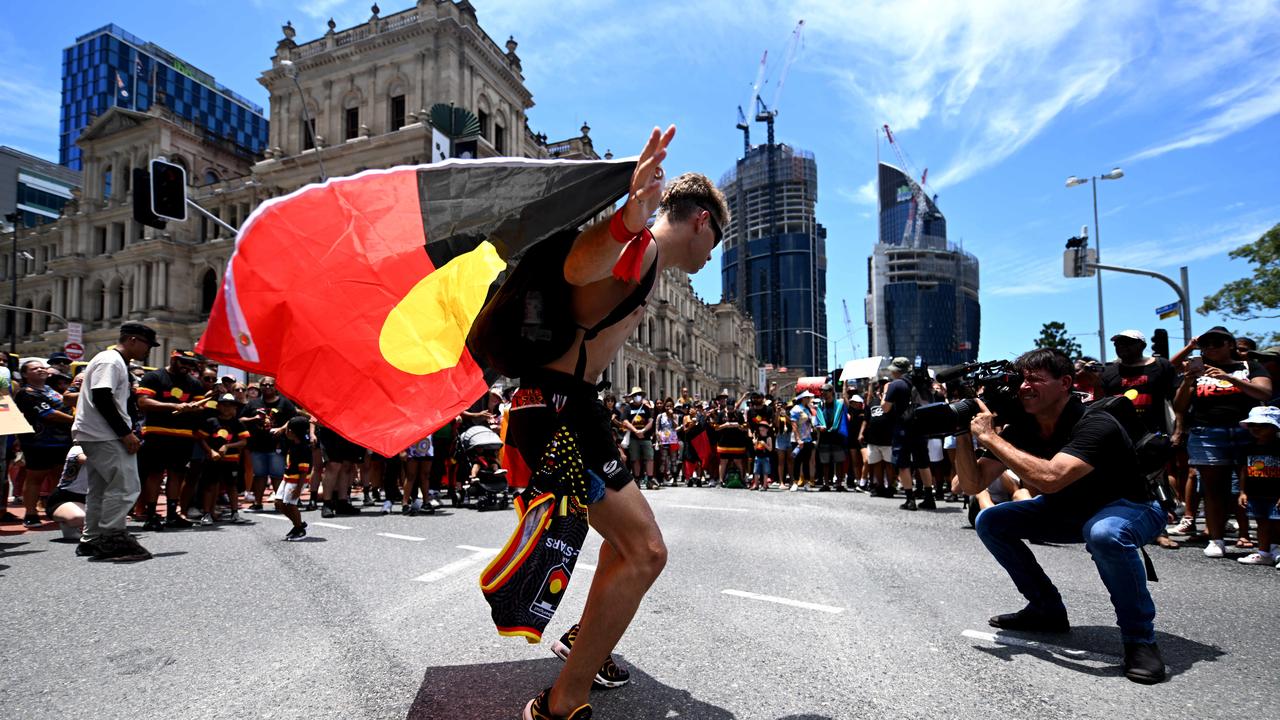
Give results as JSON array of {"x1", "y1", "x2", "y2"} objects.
[{"x1": 150, "y1": 158, "x2": 187, "y2": 222}]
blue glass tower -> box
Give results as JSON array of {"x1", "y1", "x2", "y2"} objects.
[
  {"x1": 865, "y1": 163, "x2": 980, "y2": 367},
  {"x1": 60, "y1": 24, "x2": 268, "y2": 170}
]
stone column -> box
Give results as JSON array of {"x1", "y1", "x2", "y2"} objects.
[
  {"x1": 53, "y1": 278, "x2": 66, "y2": 318},
  {"x1": 158, "y1": 261, "x2": 168, "y2": 308}
]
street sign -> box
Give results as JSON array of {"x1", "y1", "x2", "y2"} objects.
[
  {"x1": 66, "y1": 321, "x2": 82, "y2": 343},
  {"x1": 63, "y1": 342, "x2": 84, "y2": 361},
  {"x1": 1155, "y1": 301, "x2": 1180, "y2": 319}
]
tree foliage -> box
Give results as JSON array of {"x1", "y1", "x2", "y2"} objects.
[
  {"x1": 1033, "y1": 321, "x2": 1083, "y2": 360},
  {"x1": 1199, "y1": 223, "x2": 1280, "y2": 319}
]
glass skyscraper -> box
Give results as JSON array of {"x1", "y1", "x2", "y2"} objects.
[
  {"x1": 720, "y1": 143, "x2": 828, "y2": 374},
  {"x1": 60, "y1": 24, "x2": 268, "y2": 170},
  {"x1": 865, "y1": 163, "x2": 980, "y2": 368}
]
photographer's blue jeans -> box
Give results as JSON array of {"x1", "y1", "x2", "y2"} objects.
[{"x1": 975, "y1": 495, "x2": 1164, "y2": 644}]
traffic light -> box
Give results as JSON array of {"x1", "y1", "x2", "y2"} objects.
[
  {"x1": 150, "y1": 158, "x2": 187, "y2": 222},
  {"x1": 131, "y1": 168, "x2": 166, "y2": 230},
  {"x1": 1152, "y1": 328, "x2": 1169, "y2": 358}
]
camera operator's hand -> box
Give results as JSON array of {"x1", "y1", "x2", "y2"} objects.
[{"x1": 968, "y1": 399, "x2": 998, "y2": 444}]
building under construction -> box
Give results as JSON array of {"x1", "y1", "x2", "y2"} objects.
[
  {"x1": 864, "y1": 161, "x2": 980, "y2": 367},
  {"x1": 719, "y1": 143, "x2": 829, "y2": 374}
]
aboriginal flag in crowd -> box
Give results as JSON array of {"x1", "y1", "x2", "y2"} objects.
[{"x1": 197, "y1": 158, "x2": 635, "y2": 456}]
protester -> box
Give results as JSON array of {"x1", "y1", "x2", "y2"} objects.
[
  {"x1": 1173, "y1": 326, "x2": 1272, "y2": 557},
  {"x1": 243, "y1": 376, "x2": 298, "y2": 511},
  {"x1": 654, "y1": 399, "x2": 681, "y2": 486},
  {"x1": 276, "y1": 416, "x2": 312, "y2": 540},
  {"x1": 884, "y1": 358, "x2": 936, "y2": 510},
  {"x1": 845, "y1": 390, "x2": 866, "y2": 492},
  {"x1": 618, "y1": 387, "x2": 657, "y2": 489},
  {"x1": 71, "y1": 322, "x2": 157, "y2": 561},
  {"x1": 815, "y1": 383, "x2": 847, "y2": 491},
  {"x1": 402, "y1": 433, "x2": 435, "y2": 515},
  {"x1": 135, "y1": 350, "x2": 205, "y2": 530},
  {"x1": 711, "y1": 390, "x2": 750, "y2": 488},
  {"x1": 1235, "y1": 406, "x2": 1280, "y2": 566},
  {"x1": 789, "y1": 391, "x2": 816, "y2": 491},
  {"x1": 13, "y1": 359, "x2": 75, "y2": 527},
  {"x1": 47, "y1": 445, "x2": 89, "y2": 539},
  {"x1": 956, "y1": 347, "x2": 1168, "y2": 684},
  {"x1": 749, "y1": 419, "x2": 774, "y2": 491},
  {"x1": 194, "y1": 393, "x2": 251, "y2": 526}
]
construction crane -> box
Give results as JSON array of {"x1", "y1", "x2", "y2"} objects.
[
  {"x1": 735, "y1": 51, "x2": 767, "y2": 158},
  {"x1": 882, "y1": 124, "x2": 930, "y2": 246},
  {"x1": 841, "y1": 298, "x2": 858, "y2": 358}
]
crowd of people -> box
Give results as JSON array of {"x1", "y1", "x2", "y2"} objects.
[{"x1": 2, "y1": 322, "x2": 1276, "y2": 570}]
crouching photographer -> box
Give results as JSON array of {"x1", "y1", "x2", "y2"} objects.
[{"x1": 953, "y1": 348, "x2": 1167, "y2": 684}]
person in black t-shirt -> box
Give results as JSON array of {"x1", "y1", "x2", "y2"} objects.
[
  {"x1": 136, "y1": 351, "x2": 206, "y2": 530},
  {"x1": 954, "y1": 348, "x2": 1168, "y2": 684},
  {"x1": 1173, "y1": 326, "x2": 1272, "y2": 556},
  {"x1": 845, "y1": 391, "x2": 866, "y2": 492},
  {"x1": 1235, "y1": 406, "x2": 1280, "y2": 566},
  {"x1": 194, "y1": 394, "x2": 251, "y2": 525},
  {"x1": 1101, "y1": 331, "x2": 1177, "y2": 436},
  {"x1": 243, "y1": 377, "x2": 298, "y2": 511},
  {"x1": 14, "y1": 360, "x2": 75, "y2": 527}
]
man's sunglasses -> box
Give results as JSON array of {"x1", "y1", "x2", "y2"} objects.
[
  {"x1": 697, "y1": 205, "x2": 723, "y2": 248},
  {"x1": 1197, "y1": 337, "x2": 1229, "y2": 348}
]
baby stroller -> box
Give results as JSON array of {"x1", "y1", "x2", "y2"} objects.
[{"x1": 451, "y1": 425, "x2": 512, "y2": 511}]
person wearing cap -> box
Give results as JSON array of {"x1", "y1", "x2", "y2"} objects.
[
  {"x1": 13, "y1": 359, "x2": 75, "y2": 527},
  {"x1": 619, "y1": 387, "x2": 657, "y2": 490},
  {"x1": 47, "y1": 351, "x2": 72, "y2": 376},
  {"x1": 71, "y1": 322, "x2": 159, "y2": 561},
  {"x1": 711, "y1": 390, "x2": 751, "y2": 488},
  {"x1": 243, "y1": 376, "x2": 298, "y2": 511},
  {"x1": 276, "y1": 415, "x2": 313, "y2": 539},
  {"x1": 1101, "y1": 330, "x2": 1181, "y2": 548},
  {"x1": 815, "y1": 383, "x2": 848, "y2": 491},
  {"x1": 193, "y1": 393, "x2": 251, "y2": 526},
  {"x1": 884, "y1": 357, "x2": 937, "y2": 510},
  {"x1": 1173, "y1": 326, "x2": 1273, "y2": 557},
  {"x1": 135, "y1": 349, "x2": 207, "y2": 531},
  {"x1": 1235, "y1": 406, "x2": 1280, "y2": 566},
  {"x1": 788, "y1": 391, "x2": 817, "y2": 490},
  {"x1": 845, "y1": 390, "x2": 866, "y2": 492}
]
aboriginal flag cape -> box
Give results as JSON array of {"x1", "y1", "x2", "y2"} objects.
[{"x1": 197, "y1": 157, "x2": 635, "y2": 456}]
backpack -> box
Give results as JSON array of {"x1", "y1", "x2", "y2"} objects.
[
  {"x1": 466, "y1": 231, "x2": 659, "y2": 381},
  {"x1": 1083, "y1": 395, "x2": 1175, "y2": 512}
]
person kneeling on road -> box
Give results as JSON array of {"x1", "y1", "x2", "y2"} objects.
[{"x1": 954, "y1": 348, "x2": 1168, "y2": 684}]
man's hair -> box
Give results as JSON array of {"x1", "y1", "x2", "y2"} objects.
[
  {"x1": 658, "y1": 173, "x2": 729, "y2": 227},
  {"x1": 19, "y1": 359, "x2": 44, "y2": 377},
  {"x1": 1238, "y1": 336, "x2": 1258, "y2": 351},
  {"x1": 1014, "y1": 348, "x2": 1075, "y2": 379}
]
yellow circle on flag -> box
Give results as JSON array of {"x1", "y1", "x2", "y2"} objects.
[
  {"x1": 549, "y1": 578, "x2": 563, "y2": 595},
  {"x1": 379, "y1": 241, "x2": 505, "y2": 375},
  {"x1": 1124, "y1": 389, "x2": 1139, "y2": 401}
]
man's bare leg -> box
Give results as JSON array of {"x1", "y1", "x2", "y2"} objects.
[{"x1": 548, "y1": 482, "x2": 667, "y2": 715}]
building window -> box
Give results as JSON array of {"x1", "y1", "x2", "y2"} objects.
[
  {"x1": 390, "y1": 94, "x2": 406, "y2": 130},
  {"x1": 478, "y1": 110, "x2": 490, "y2": 140},
  {"x1": 494, "y1": 123, "x2": 506, "y2": 154},
  {"x1": 200, "y1": 268, "x2": 218, "y2": 314},
  {"x1": 93, "y1": 226, "x2": 107, "y2": 255},
  {"x1": 345, "y1": 107, "x2": 359, "y2": 141},
  {"x1": 102, "y1": 165, "x2": 112, "y2": 200},
  {"x1": 302, "y1": 117, "x2": 316, "y2": 150},
  {"x1": 203, "y1": 169, "x2": 220, "y2": 186}
]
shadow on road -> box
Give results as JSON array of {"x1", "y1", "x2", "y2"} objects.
[
  {"x1": 973, "y1": 625, "x2": 1225, "y2": 679},
  {"x1": 407, "y1": 656, "x2": 759, "y2": 719}
]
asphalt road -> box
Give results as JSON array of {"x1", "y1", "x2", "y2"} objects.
[{"x1": 3, "y1": 487, "x2": 1277, "y2": 720}]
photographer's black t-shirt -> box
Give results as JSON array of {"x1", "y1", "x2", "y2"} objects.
[
  {"x1": 998, "y1": 397, "x2": 1147, "y2": 518},
  {"x1": 864, "y1": 404, "x2": 893, "y2": 446},
  {"x1": 883, "y1": 379, "x2": 912, "y2": 425},
  {"x1": 1100, "y1": 358, "x2": 1176, "y2": 435}
]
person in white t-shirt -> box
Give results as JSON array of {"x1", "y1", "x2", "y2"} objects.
[{"x1": 71, "y1": 322, "x2": 158, "y2": 562}]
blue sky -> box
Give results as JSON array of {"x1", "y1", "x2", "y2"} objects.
[{"x1": 3, "y1": 0, "x2": 1278, "y2": 364}]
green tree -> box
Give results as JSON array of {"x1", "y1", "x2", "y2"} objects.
[
  {"x1": 1033, "y1": 321, "x2": 1083, "y2": 360},
  {"x1": 1200, "y1": 223, "x2": 1280, "y2": 320}
]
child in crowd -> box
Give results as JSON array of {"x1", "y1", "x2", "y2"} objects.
[
  {"x1": 48, "y1": 445, "x2": 89, "y2": 540},
  {"x1": 750, "y1": 420, "x2": 773, "y2": 491},
  {"x1": 276, "y1": 416, "x2": 312, "y2": 541},
  {"x1": 1236, "y1": 406, "x2": 1280, "y2": 566},
  {"x1": 402, "y1": 434, "x2": 435, "y2": 516},
  {"x1": 196, "y1": 393, "x2": 250, "y2": 526}
]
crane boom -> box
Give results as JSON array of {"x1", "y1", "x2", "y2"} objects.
[{"x1": 882, "y1": 124, "x2": 930, "y2": 246}]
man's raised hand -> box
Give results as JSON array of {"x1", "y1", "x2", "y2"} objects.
[{"x1": 622, "y1": 125, "x2": 676, "y2": 233}]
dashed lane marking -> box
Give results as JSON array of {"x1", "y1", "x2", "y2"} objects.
[
  {"x1": 312, "y1": 521, "x2": 353, "y2": 530},
  {"x1": 377, "y1": 533, "x2": 426, "y2": 542},
  {"x1": 255, "y1": 513, "x2": 289, "y2": 522},
  {"x1": 721, "y1": 589, "x2": 844, "y2": 614},
  {"x1": 961, "y1": 629, "x2": 1120, "y2": 664},
  {"x1": 413, "y1": 546, "x2": 499, "y2": 583}
]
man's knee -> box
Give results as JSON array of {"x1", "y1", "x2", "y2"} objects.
[
  {"x1": 1084, "y1": 518, "x2": 1130, "y2": 555},
  {"x1": 636, "y1": 535, "x2": 668, "y2": 580}
]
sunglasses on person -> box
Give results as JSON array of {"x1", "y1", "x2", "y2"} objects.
[
  {"x1": 697, "y1": 204, "x2": 723, "y2": 248},
  {"x1": 1197, "y1": 337, "x2": 1229, "y2": 349}
]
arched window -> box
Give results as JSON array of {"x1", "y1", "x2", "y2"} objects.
[
  {"x1": 626, "y1": 364, "x2": 635, "y2": 393},
  {"x1": 20, "y1": 300, "x2": 32, "y2": 337},
  {"x1": 203, "y1": 169, "x2": 221, "y2": 187},
  {"x1": 38, "y1": 296, "x2": 51, "y2": 334},
  {"x1": 106, "y1": 278, "x2": 123, "y2": 319},
  {"x1": 200, "y1": 268, "x2": 218, "y2": 314},
  {"x1": 648, "y1": 319, "x2": 656, "y2": 348},
  {"x1": 86, "y1": 280, "x2": 105, "y2": 322},
  {"x1": 649, "y1": 370, "x2": 656, "y2": 397},
  {"x1": 102, "y1": 165, "x2": 113, "y2": 200}
]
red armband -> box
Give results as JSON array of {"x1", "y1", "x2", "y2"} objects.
[{"x1": 609, "y1": 209, "x2": 650, "y2": 283}]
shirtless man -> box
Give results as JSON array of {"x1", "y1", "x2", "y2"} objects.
[{"x1": 508, "y1": 126, "x2": 728, "y2": 720}]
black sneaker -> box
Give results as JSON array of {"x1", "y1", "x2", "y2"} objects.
[
  {"x1": 918, "y1": 494, "x2": 937, "y2": 510},
  {"x1": 249, "y1": 503, "x2": 265, "y2": 512},
  {"x1": 284, "y1": 523, "x2": 308, "y2": 541},
  {"x1": 818, "y1": 484, "x2": 830, "y2": 492},
  {"x1": 75, "y1": 539, "x2": 103, "y2": 558},
  {"x1": 550, "y1": 624, "x2": 631, "y2": 688},
  {"x1": 141, "y1": 515, "x2": 165, "y2": 532},
  {"x1": 303, "y1": 501, "x2": 318, "y2": 512},
  {"x1": 835, "y1": 483, "x2": 848, "y2": 492},
  {"x1": 1122, "y1": 642, "x2": 1166, "y2": 684},
  {"x1": 899, "y1": 491, "x2": 917, "y2": 511},
  {"x1": 335, "y1": 500, "x2": 362, "y2": 516},
  {"x1": 320, "y1": 504, "x2": 337, "y2": 518},
  {"x1": 90, "y1": 534, "x2": 152, "y2": 562},
  {"x1": 23, "y1": 514, "x2": 43, "y2": 528},
  {"x1": 988, "y1": 605, "x2": 1070, "y2": 634},
  {"x1": 164, "y1": 514, "x2": 193, "y2": 529},
  {"x1": 522, "y1": 687, "x2": 592, "y2": 720}
]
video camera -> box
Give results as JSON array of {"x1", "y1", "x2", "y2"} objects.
[{"x1": 908, "y1": 360, "x2": 1027, "y2": 438}]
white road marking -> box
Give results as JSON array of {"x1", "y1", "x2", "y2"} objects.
[
  {"x1": 413, "y1": 546, "x2": 499, "y2": 583},
  {"x1": 312, "y1": 521, "x2": 353, "y2": 530},
  {"x1": 721, "y1": 589, "x2": 844, "y2": 614},
  {"x1": 377, "y1": 532, "x2": 426, "y2": 542},
  {"x1": 457, "y1": 544, "x2": 498, "y2": 553},
  {"x1": 961, "y1": 629, "x2": 1120, "y2": 663},
  {"x1": 664, "y1": 504, "x2": 749, "y2": 513}
]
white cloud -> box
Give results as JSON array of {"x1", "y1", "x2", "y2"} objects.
[{"x1": 837, "y1": 178, "x2": 877, "y2": 206}]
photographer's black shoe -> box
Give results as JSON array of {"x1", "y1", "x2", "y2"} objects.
[
  {"x1": 918, "y1": 494, "x2": 937, "y2": 510},
  {"x1": 1122, "y1": 642, "x2": 1166, "y2": 684},
  {"x1": 988, "y1": 605, "x2": 1070, "y2": 634}
]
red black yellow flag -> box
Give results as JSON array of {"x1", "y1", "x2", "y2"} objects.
[{"x1": 197, "y1": 158, "x2": 635, "y2": 456}]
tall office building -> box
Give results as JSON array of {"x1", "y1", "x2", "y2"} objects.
[
  {"x1": 720, "y1": 143, "x2": 828, "y2": 374},
  {"x1": 60, "y1": 24, "x2": 268, "y2": 170},
  {"x1": 865, "y1": 162, "x2": 980, "y2": 368},
  {"x1": 1, "y1": 146, "x2": 80, "y2": 229}
]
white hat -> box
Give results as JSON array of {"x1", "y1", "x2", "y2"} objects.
[
  {"x1": 795, "y1": 390, "x2": 814, "y2": 400},
  {"x1": 1240, "y1": 406, "x2": 1280, "y2": 430},
  {"x1": 850, "y1": 394, "x2": 865, "y2": 404},
  {"x1": 1111, "y1": 329, "x2": 1147, "y2": 345}
]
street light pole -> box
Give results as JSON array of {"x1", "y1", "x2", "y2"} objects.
[
  {"x1": 1066, "y1": 168, "x2": 1123, "y2": 362},
  {"x1": 794, "y1": 328, "x2": 831, "y2": 375}
]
